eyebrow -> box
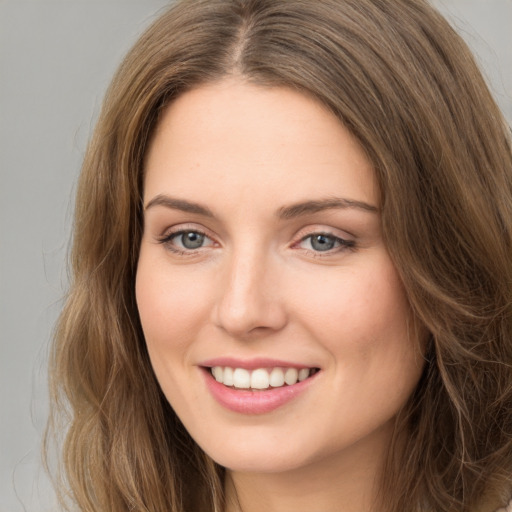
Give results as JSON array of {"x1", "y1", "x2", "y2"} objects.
[
  {"x1": 277, "y1": 197, "x2": 379, "y2": 219},
  {"x1": 144, "y1": 195, "x2": 214, "y2": 217},
  {"x1": 144, "y1": 194, "x2": 378, "y2": 218}
]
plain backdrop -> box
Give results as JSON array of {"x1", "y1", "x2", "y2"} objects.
[{"x1": 0, "y1": 1, "x2": 511, "y2": 511}]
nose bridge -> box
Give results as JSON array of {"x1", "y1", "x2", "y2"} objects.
[{"x1": 214, "y1": 240, "x2": 286, "y2": 337}]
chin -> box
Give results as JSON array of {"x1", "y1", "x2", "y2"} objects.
[
  {"x1": 194, "y1": 426, "x2": 334, "y2": 475},
  {"x1": 210, "y1": 449, "x2": 312, "y2": 474}
]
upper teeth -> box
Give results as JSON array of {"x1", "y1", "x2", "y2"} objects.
[{"x1": 211, "y1": 366, "x2": 313, "y2": 389}]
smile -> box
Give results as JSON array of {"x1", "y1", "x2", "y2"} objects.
[
  {"x1": 210, "y1": 366, "x2": 319, "y2": 390},
  {"x1": 202, "y1": 362, "x2": 321, "y2": 414}
]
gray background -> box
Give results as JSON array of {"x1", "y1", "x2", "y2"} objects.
[{"x1": 1, "y1": 1, "x2": 511, "y2": 511}]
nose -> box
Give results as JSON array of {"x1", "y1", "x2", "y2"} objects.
[{"x1": 212, "y1": 248, "x2": 288, "y2": 339}]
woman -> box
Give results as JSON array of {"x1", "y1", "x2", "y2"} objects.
[{"x1": 46, "y1": 0, "x2": 512, "y2": 511}]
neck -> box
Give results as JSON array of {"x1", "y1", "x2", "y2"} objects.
[{"x1": 224, "y1": 423, "x2": 392, "y2": 512}]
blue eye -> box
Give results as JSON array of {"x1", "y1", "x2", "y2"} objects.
[
  {"x1": 174, "y1": 231, "x2": 206, "y2": 249},
  {"x1": 299, "y1": 233, "x2": 354, "y2": 252},
  {"x1": 158, "y1": 230, "x2": 213, "y2": 252},
  {"x1": 309, "y1": 234, "x2": 337, "y2": 251}
]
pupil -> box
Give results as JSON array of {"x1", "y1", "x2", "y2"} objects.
[
  {"x1": 182, "y1": 232, "x2": 204, "y2": 249},
  {"x1": 311, "y1": 234, "x2": 334, "y2": 251}
]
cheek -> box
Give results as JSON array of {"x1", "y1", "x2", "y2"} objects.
[
  {"x1": 293, "y1": 260, "x2": 411, "y2": 346},
  {"x1": 293, "y1": 256, "x2": 423, "y2": 395},
  {"x1": 135, "y1": 253, "x2": 211, "y2": 358}
]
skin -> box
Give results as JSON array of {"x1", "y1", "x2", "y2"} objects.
[{"x1": 136, "y1": 78, "x2": 425, "y2": 512}]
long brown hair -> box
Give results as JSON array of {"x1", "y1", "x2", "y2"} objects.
[{"x1": 46, "y1": 1, "x2": 512, "y2": 511}]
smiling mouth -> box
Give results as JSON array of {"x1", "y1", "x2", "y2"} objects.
[{"x1": 208, "y1": 366, "x2": 320, "y2": 390}]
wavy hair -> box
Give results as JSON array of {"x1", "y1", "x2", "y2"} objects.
[{"x1": 46, "y1": 1, "x2": 512, "y2": 511}]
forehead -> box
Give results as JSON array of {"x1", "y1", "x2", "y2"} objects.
[{"x1": 143, "y1": 79, "x2": 378, "y2": 211}]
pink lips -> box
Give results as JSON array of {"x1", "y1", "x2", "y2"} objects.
[{"x1": 200, "y1": 358, "x2": 319, "y2": 415}]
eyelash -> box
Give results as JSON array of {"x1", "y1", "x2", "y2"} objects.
[
  {"x1": 157, "y1": 229, "x2": 213, "y2": 255},
  {"x1": 156, "y1": 229, "x2": 355, "y2": 256},
  {"x1": 295, "y1": 232, "x2": 356, "y2": 256}
]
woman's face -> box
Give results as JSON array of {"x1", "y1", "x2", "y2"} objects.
[{"x1": 136, "y1": 79, "x2": 425, "y2": 474}]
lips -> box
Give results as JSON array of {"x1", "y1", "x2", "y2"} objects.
[{"x1": 200, "y1": 358, "x2": 321, "y2": 414}]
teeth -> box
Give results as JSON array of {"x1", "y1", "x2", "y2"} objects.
[
  {"x1": 269, "y1": 367, "x2": 285, "y2": 387},
  {"x1": 298, "y1": 368, "x2": 309, "y2": 381},
  {"x1": 223, "y1": 366, "x2": 234, "y2": 386},
  {"x1": 212, "y1": 366, "x2": 223, "y2": 382},
  {"x1": 210, "y1": 366, "x2": 316, "y2": 389},
  {"x1": 251, "y1": 368, "x2": 269, "y2": 389},
  {"x1": 233, "y1": 368, "x2": 251, "y2": 388},
  {"x1": 284, "y1": 368, "x2": 298, "y2": 385}
]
